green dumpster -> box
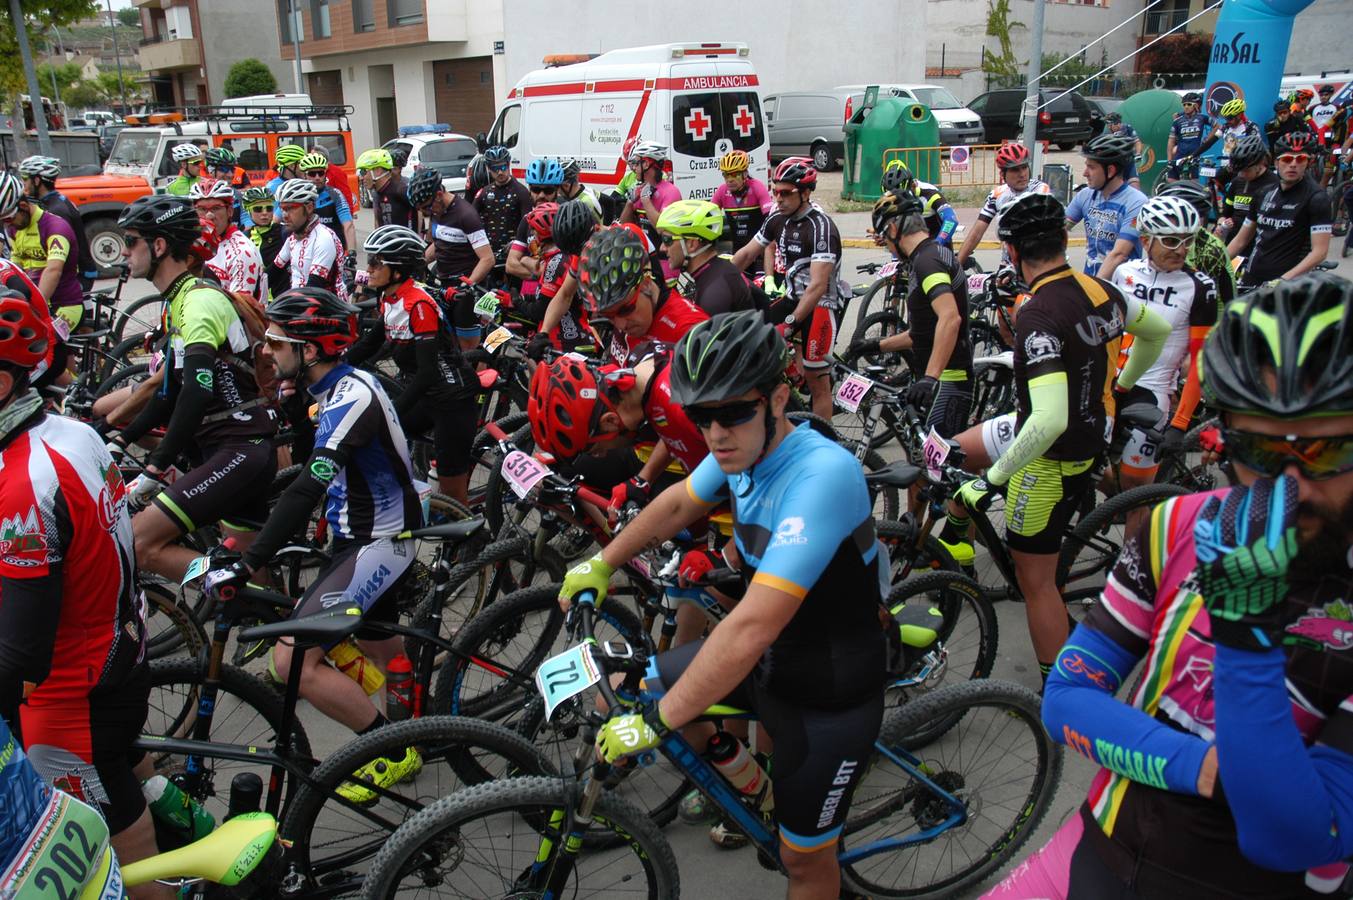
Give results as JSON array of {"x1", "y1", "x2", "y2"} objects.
[
  {"x1": 1120, "y1": 89, "x2": 1183, "y2": 194},
  {"x1": 843, "y1": 96, "x2": 940, "y2": 202}
]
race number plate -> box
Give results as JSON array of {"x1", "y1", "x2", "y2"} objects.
[
  {"x1": 535, "y1": 642, "x2": 602, "y2": 721},
  {"x1": 182, "y1": 555, "x2": 210, "y2": 586},
  {"x1": 835, "y1": 373, "x2": 874, "y2": 413},
  {"x1": 483, "y1": 326, "x2": 513, "y2": 353},
  {"x1": 1199, "y1": 165, "x2": 1217, "y2": 178},
  {"x1": 878, "y1": 259, "x2": 899, "y2": 279},
  {"x1": 967, "y1": 272, "x2": 989, "y2": 294},
  {"x1": 922, "y1": 427, "x2": 952, "y2": 479},
  {"x1": 501, "y1": 450, "x2": 551, "y2": 499},
  {"x1": 473, "y1": 292, "x2": 501, "y2": 318}
]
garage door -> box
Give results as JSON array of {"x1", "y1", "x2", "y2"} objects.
[
  {"x1": 308, "y1": 70, "x2": 344, "y2": 107},
  {"x1": 432, "y1": 57, "x2": 494, "y2": 135}
]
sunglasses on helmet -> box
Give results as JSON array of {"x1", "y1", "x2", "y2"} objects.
[
  {"x1": 1222, "y1": 428, "x2": 1353, "y2": 480},
  {"x1": 685, "y1": 398, "x2": 766, "y2": 431}
]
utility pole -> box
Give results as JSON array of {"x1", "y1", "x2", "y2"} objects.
[
  {"x1": 291, "y1": 1, "x2": 304, "y2": 94},
  {"x1": 9, "y1": 0, "x2": 54, "y2": 156},
  {"x1": 106, "y1": 0, "x2": 129, "y2": 115},
  {"x1": 1020, "y1": 0, "x2": 1047, "y2": 172}
]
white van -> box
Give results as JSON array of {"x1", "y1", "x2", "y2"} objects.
[
  {"x1": 488, "y1": 42, "x2": 770, "y2": 202},
  {"x1": 834, "y1": 83, "x2": 985, "y2": 146}
]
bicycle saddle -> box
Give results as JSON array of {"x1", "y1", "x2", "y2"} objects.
[
  {"x1": 120, "y1": 812, "x2": 277, "y2": 888},
  {"x1": 239, "y1": 606, "x2": 364, "y2": 646},
  {"x1": 1118, "y1": 402, "x2": 1166, "y2": 432},
  {"x1": 865, "y1": 461, "x2": 924, "y2": 489},
  {"x1": 407, "y1": 517, "x2": 486, "y2": 541}
]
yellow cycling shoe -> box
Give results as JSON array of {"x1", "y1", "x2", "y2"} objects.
[
  {"x1": 336, "y1": 747, "x2": 423, "y2": 805},
  {"x1": 936, "y1": 536, "x2": 975, "y2": 574}
]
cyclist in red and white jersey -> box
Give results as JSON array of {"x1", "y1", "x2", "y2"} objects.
[
  {"x1": 273, "y1": 178, "x2": 349, "y2": 301},
  {"x1": 191, "y1": 178, "x2": 265, "y2": 304},
  {"x1": 0, "y1": 291, "x2": 164, "y2": 895},
  {"x1": 990, "y1": 273, "x2": 1353, "y2": 899},
  {"x1": 958, "y1": 142, "x2": 1051, "y2": 267}
]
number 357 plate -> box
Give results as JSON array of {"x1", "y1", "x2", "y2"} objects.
[{"x1": 535, "y1": 643, "x2": 602, "y2": 721}]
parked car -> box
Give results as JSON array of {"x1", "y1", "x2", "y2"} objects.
[
  {"x1": 967, "y1": 88, "x2": 1098, "y2": 149},
  {"x1": 763, "y1": 91, "x2": 852, "y2": 171},
  {"x1": 835, "y1": 83, "x2": 984, "y2": 147},
  {"x1": 96, "y1": 124, "x2": 127, "y2": 163},
  {"x1": 1085, "y1": 97, "x2": 1122, "y2": 139},
  {"x1": 382, "y1": 125, "x2": 477, "y2": 195}
]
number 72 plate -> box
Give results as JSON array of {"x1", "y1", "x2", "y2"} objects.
[{"x1": 535, "y1": 642, "x2": 603, "y2": 721}]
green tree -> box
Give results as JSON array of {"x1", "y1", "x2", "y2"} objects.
[
  {"x1": 115, "y1": 7, "x2": 140, "y2": 28},
  {"x1": 35, "y1": 61, "x2": 83, "y2": 96},
  {"x1": 224, "y1": 58, "x2": 277, "y2": 98},
  {"x1": 1041, "y1": 52, "x2": 1101, "y2": 88},
  {"x1": 983, "y1": 0, "x2": 1026, "y2": 87},
  {"x1": 0, "y1": 0, "x2": 100, "y2": 97}
]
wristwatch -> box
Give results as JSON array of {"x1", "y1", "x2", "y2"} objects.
[{"x1": 783, "y1": 314, "x2": 797, "y2": 328}]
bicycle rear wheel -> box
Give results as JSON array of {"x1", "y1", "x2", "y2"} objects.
[
  {"x1": 840, "y1": 680, "x2": 1061, "y2": 900},
  {"x1": 885, "y1": 571, "x2": 998, "y2": 702},
  {"x1": 142, "y1": 581, "x2": 207, "y2": 661},
  {"x1": 358, "y1": 775, "x2": 678, "y2": 900}
]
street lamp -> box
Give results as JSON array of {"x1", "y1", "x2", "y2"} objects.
[{"x1": 106, "y1": 0, "x2": 129, "y2": 115}]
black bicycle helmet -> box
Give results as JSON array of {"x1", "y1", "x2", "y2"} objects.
[
  {"x1": 1201, "y1": 273, "x2": 1353, "y2": 418},
  {"x1": 578, "y1": 226, "x2": 649, "y2": 312},
  {"x1": 996, "y1": 193, "x2": 1067, "y2": 242},
  {"x1": 553, "y1": 200, "x2": 596, "y2": 256},
  {"x1": 1183, "y1": 92, "x2": 1202, "y2": 105},
  {"x1": 1230, "y1": 133, "x2": 1270, "y2": 170},
  {"x1": 1082, "y1": 133, "x2": 1137, "y2": 174},
  {"x1": 1274, "y1": 100, "x2": 1292, "y2": 114},
  {"x1": 406, "y1": 167, "x2": 443, "y2": 208},
  {"x1": 484, "y1": 145, "x2": 511, "y2": 167},
  {"x1": 880, "y1": 160, "x2": 915, "y2": 194},
  {"x1": 116, "y1": 195, "x2": 200, "y2": 253},
  {"x1": 1155, "y1": 179, "x2": 1212, "y2": 220},
  {"x1": 363, "y1": 225, "x2": 426, "y2": 273},
  {"x1": 264, "y1": 287, "x2": 360, "y2": 358},
  {"x1": 465, "y1": 154, "x2": 490, "y2": 197},
  {"x1": 670, "y1": 311, "x2": 788, "y2": 407},
  {"x1": 871, "y1": 189, "x2": 926, "y2": 234}
]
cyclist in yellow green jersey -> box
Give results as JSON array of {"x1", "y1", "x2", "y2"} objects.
[{"x1": 165, "y1": 143, "x2": 206, "y2": 197}]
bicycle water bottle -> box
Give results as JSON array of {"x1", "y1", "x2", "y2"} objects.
[
  {"x1": 386, "y1": 653, "x2": 415, "y2": 721},
  {"x1": 327, "y1": 638, "x2": 385, "y2": 695},
  {"x1": 143, "y1": 775, "x2": 215, "y2": 843},
  {"x1": 705, "y1": 731, "x2": 774, "y2": 817}
]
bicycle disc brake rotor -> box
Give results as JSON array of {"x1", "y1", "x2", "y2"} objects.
[{"x1": 912, "y1": 769, "x2": 969, "y2": 830}]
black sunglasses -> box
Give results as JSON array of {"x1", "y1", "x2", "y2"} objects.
[{"x1": 685, "y1": 398, "x2": 765, "y2": 431}]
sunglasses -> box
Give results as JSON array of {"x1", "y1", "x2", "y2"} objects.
[
  {"x1": 771, "y1": 188, "x2": 799, "y2": 198},
  {"x1": 1277, "y1": 154, "x2": 1310, "y2": 165},
  {"x1": 280, "y1": 203, "x2": 306, "y2": 213},
  {"x1": 529, "y1": 186, "x2": 558, "y2": 196},
  {"x1": 123, "y1": 234, "x2": 144, "y2": 248},
  {"x1": 263, "y1": 329, "x2": 307, "y2": 347},
  {"x1": 686, "y1": 397, "x2": 765, "y2": 431},
  {"x1": 195, "y1": 202, "x2": 229, "y2": 214},
  {"x1": 599, "y1": 291, "x2": 642, "y2": 319},
  {"x1": 303, "y1": 169, "x2": 328, "y2": 177},
  {"x1": 659, "y1": 234, "x2": 676, "y2": 246},
  {"x1": 1152, "y1": 234, "x2": 1193, "y2": 250},
  {"x1": 489, "y1": 164, "x2": 509, "y2": 172},
  {"x1": 1222, "y1": 428, "x2": 1353, "y2": 480}
]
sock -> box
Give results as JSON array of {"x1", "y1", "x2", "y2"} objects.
[
  {"x1": 357, "y1": 711, "x2": 389, "y2": 736},
  {"x1": 940, "y1": 511, "x2": 971, "y2": 545},
  {"x1": 1039, "y1": 661, "x2": 1053, "y2": 687}
]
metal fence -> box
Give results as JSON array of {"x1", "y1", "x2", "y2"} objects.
[
  {"x1": 984, "y1": 71, "x2": 1206, "y2": 98},
  {"x1": 881, "y1": 144, "x2": 1010, "y2": 190}
]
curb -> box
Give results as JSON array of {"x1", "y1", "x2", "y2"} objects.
[{"x1": 842, "y1": 237, "x2": 1089, "y2": 249}]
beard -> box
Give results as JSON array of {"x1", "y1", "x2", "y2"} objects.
[{"x1": 1288, "y1": 492, "x2": 1353, "y2": 589}]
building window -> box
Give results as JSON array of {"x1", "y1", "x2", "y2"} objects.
[
  {"x1": 388, "y1": 0, "x2": 423, "y2": 27},
  {"x1": 311, "y1": 0, "x2": 330, "y2": 37},
  {"x1": 352, "y1": 0, "x2": 374, "y2": 31},
  {"x1": 278, "y1": 0, "x2": 300, "y2": 43}
]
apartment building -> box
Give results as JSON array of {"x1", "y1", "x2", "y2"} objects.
[{"x1": 136, "y1": 0, "x2": 292, "y2": 107}]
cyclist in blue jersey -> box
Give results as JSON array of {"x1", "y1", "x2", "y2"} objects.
[
  {"x1": 559, "y1": 310, "x2": 886, "y2": 898},
  {"x1": 1103, "y1": 114, "x2": 1144, "y2": 188},
  {"x1": 207, "y1": 288, "x2": 423, "y2": 784},
  {"x1": 1166, "y1": 92, "x2": 1209, "y2": 180},
  {"x1": 1066, "y1": 133, "x2": 1146, "y2": 280}
]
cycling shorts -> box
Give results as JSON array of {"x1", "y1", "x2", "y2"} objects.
[
  {"x1": 794, "y1": 306, "x2": 836, "y2": 371},
  {"x1": 290, "y1": 537, "x2": 416, "y2": 649},
  {"x1": 647, "y1": 639, "x2": 883, "y2": 853},
  {"x1": 1118, "y1": 389, "x2": 1170, "y2": 473},
  {"x1": 1, "y1": 790, "x2": 123, "y2": 900},
  {"x1": 1002, "y1": 456, "x2": 1096, "y2": 555},
  {"x1": 152, "y1": 438, "x2": 277, "y2": 534},
  {"x1": 20, "y1": 665, "x2": 149, "y2": 835},
  {"x1": 53, "y1": 303, "x2": 83, "y2": 332},
  {"x1": 981, "y1": 413, "x2": 1018, "y2": 463},
  {"x1": 926, "y1": 374, "x2": 973, "y2": 440},
  {"x1": 400, "y1": 397, "x2": 477, "y2": 478}
]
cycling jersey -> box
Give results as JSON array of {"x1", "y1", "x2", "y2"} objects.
[
  {"x1": 474, "y1": 178, "x2": 533, "y2": 263},
  {"x1": 1110, "y1": 260, "x2": 1217, "y2": 396},
  {"x1": 1204, "y1": 118, "x2": 1262, "y2": 160},
  {"x1": 641, "y1": 355, "x2": 707, "y2": 472},
  {"x1": 1310, "y1": 101, "x2": 1341, "y2": 132},
  {"x1": 428, "y1": 197, "x2": 491, "y2": 283},
  {"x1": 250, "y1": 223, "x2": 289, "y2": 300},
  {"x1": 629, "y1": 180, "x2": 682, "y2": 230},
  {"x1": 712, "y1": 177, "x2": 773, "y2": 249},
  {"x1": 1221, "y1": 169, "x2": 1280, "y2": 248},
  {"x1": 1244, "y1": 174, "x2": 1333, "y2": 285},
  {"x1": 977, "y1": 179, "x2": 1053, "y2": 224},
  {"x1": 313, "y1": 187, "x2": 353, "y2": 251},
  {"x1": 209, "y1": 225, "x2": 266, "y2": 304},
  {"x1": 0, "y1": 717, "x2": 54, "y2": 877},
  {"x1": 753, "y1": 204, "x2": 846, "y2": 309},
  {"x1": 348, "y1": 278, "x2": 473, "y2": 407},
  {"x1": 1026, "y1": 491, "x2": 1353, "y2": 897},
  {"x1": 905, "y1": 237, "x2": 972, "y2": 377},
  {"x1": 372, "y1": 175, "x2": 416, "y2": 230},
  {"x1": 35, "y1": 190, "x2": 96, "y2": 284},
  {"x1": 1066, "y1": 182, "x2": 1146, "y2": 275},
  {"x1": 536, "y1": 248, "x2": 596, "y2": 353},
  {"x1": 685, "y1": 421, "x2": 885, "y2": 709},
  {"x1": 1170, "y1": 111, "x2": 1210, "y2": 158},
  {"x1": 560, "y1": 185, "x2": 602, "y2": 222},
  {"x1": 5, "y1": 205, "x2": 82, "y2": 310},
  {"x1": 165, "y1": 173, "x2": 199, "y2": 197},
  {"x1": 276, "y1": 218, "x2": 349, "y2": 300},
  {"x1": 688, "y1": 255, "x2": 754, "y2": 316},
  {"x1": 607, "y1": 287, "x2": 710, "y2": 366}
]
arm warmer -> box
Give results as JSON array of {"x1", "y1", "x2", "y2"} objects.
[
  {"x1": 987, "y1": 372, "x2": 1068, "y2": 486},
  {"x1": 394, "y1": 338, "x2": 440, "y2": 417},
  {"x1": 147, "y1": 347, "x2": 217, "y2": 471},
  {"x1": 243, "y1": 446, "x2": 348, "y2": 569},
  {"x1": 117, "y1": 390, "x2": 173, "y2": 446},
  {"x1": 1044, "y1": 622, "x2": 1210, "y2": 795},
  {"x1": 1212, "y1": 643, "x2": 1353, "y2": 871},
  {"x1": 0, "y1": 568, "x2": 63, "y2": 723},
  {"x1": 1170, "y1": 333, "x2": 1209, "y2": 430},
  {"x1": 344, "y1": 315, "x2": 386, "y2": 368},
  {"x1": 1116, "y1": 302, "x2": 1171, "y2": 391},
  {"x1": 937, "y1": 205, "x2": 959, "y2": 242}
]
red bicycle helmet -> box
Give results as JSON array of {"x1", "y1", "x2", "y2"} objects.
[
  {"x1": 772, "y1": 157, "x2": 817, "y2": 189},
  {"x1": 190, "y1": 215, "x2": 221, "y2": 263},
  {"x1": 264, "y1": 287, "x2": 359, "y2": 358},
  {"x1": 1275, "y1": 131, "x2": 1315, "y2": 155},
  {"x1": 525, "y1": 202, "x2": 560, "y2": 241},
  {"x1": 621, "y1": 136, "x2": 639, "y2": 162},
  {"x1": 995, "y1": 142, "x2": 1031, "y2": 170},
  {"x1": 0, "y1": 290, "x2": 51, "y2": 369},
  {"x1": 528, "y1": 355, "x2": 624, "y2": 460}
]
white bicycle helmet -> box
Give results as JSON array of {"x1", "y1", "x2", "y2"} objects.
[
  {"x1": 17, "y1": 156, "x2": 61, "y2": 181},
  {"x1": 1137, "y1": 195, "x2": 1200, "y2": 237},
  {"x1": 188, "y1": 179, "x2": 236, "y2": 202},
  {"x1": 275, "y1": 178, "x2": 319, "y2": 206},
  {"x1": 171, "y1": 143, "x2": 205, "y2": 164},
  {"x1": 0, "y1": 172, "x2": 23, "y2": 219},
  {"x1": 628, "y1": 141, "x2": 669, "y2": 164}
]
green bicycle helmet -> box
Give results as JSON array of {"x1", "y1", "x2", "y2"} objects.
[
  {"x1": 670, "y1": 310, "x2": 788, "y2": 407},
  {"x1": 1200, "y1": 273, "x2": 1353, "y2": 418},
  {"x1": 299, "y1": 152, "x2": 329, "y2": 173},
  {"x1": 205, "y1": 147, "x2": 236, "y2": 169},
  {"x1": 356, "y1": 148, "x2": 395, "y2": 172},
  {"x1": 274, "y1": 144, "x2": 307, "y2": 168},
  {"x1": 242, "y1": 186, "x2": 274, "y2": 209},
  {"x1": 655, "y1": 199, "x2": 725, "y2": 243},
  {"x1": 578, "y1": 226, "x2": 649, "y2": 312},
  {"x1": 880, "y1": 160, "x2": 915, "y2": 194}
]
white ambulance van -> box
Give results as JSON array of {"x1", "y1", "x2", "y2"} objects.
[{"x1": 487, "y1": 42, "x2": 770, "y2": 202}]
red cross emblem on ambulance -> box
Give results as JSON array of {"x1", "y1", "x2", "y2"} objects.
[
  {"x1": 684, "y1": 108, "x2": 712, "y2": 140},
  {"x1": 733, "y1": 105, "x2": 755, "y2": 137}
]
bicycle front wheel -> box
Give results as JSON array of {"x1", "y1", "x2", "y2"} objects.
[
  {"x1": 840, "y1": 680, "x2": 1062, "y2": 899},
  {"x1": 359, "y1": 775, "x2": 679, "y2": 900}
]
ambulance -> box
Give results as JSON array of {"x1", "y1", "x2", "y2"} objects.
[{"x1": 487, "y1": 42, "x2": 769, "y2": 202}]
